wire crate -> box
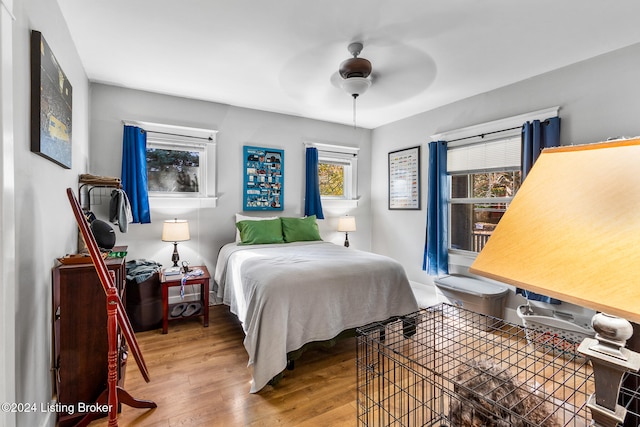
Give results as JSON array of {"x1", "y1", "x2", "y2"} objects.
[{"x1": 356, "y1": 303, "x2": 640, "y2": 426}]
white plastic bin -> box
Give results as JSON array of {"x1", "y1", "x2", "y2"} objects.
[
  {"x1": 517, "y1": 304, "x2": 595, "y2": 357},
  {"x1": 434, "y1": 275, "x2": 509, "y2": 330}
]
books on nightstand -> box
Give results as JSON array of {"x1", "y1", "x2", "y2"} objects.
[{"x1": 163, "y1": 267, "x2": 181, "y2": 276}]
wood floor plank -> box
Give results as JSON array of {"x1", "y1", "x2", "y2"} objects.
[{"x1": 88, "y1": 305, "x2": 359, "y2": 426}]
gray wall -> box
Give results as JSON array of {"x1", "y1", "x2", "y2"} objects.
[
  {"x1": 89, "y1": 84, "x2": 372, "y2": 271},
  {"x1": 10, "y1": 0, "x2": 91, "y2": 426},
  {"x1": 370, "y1": 42, "x2": 640, "y2": 321}
]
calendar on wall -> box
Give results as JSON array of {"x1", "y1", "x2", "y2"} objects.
[
  {"x1": 388, "y1": 146, "x2": 421, "y2": 210},
  {"x1": 242, "y1": 145, "x2": 284, "y2": 211}
]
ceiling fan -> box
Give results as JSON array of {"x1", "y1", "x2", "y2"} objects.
[
  {"x1": 339, "y1": 42, "x2": 373, "y2": 99},
  {"x1": 278, "y1": 38, "x2": 435, "y2": 127},
  {"x1": 338, "y1": 42, "x2": 373, "y2": 127}
]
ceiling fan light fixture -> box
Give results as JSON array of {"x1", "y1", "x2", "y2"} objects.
[
  {"x1": 337, "y1": 42, "x2": 373, "y2": 128},
  {"x1": 340, "y1": 76, "x2": 372, "y2": 97}
]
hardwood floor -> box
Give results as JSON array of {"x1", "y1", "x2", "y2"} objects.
[
  {"x1": 83, "y1": 304, "x2": 605, "y2": 426},
  {"x1": 89, "y1": 305, "x2": 359, "y2": 426}
]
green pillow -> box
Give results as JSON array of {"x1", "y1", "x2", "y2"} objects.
[
  {"x1": 281, "y1": 215, "x2": 322, "y2": 243},
  {"x1": 236, "y1": 218, "x2": 284, "y2": 245}
]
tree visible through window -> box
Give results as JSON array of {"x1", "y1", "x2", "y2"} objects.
[
  {"x1": 147, "y1": 148, "x2": 200, "y2": 193},
  {"x1": 473, "y1": 171, "x2": 520, "y2": 198},
  {"x1": 318, "y1": 162, "x2": 344, "y2": 197},
  {"x1": 311, "y1": 144, "x2": 358, "y2": 201}
]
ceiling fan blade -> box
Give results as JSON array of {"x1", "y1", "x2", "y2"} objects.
[
  {"x1": 343, "y1": 42, "x2": 437, "y2": 107},
  {"x1": 278, "y1": 37, "x2": 437, "y2": 119}
]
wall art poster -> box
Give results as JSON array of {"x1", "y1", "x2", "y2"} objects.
[
  {"x1": 388, "y1": 146, "x2": 421, "y2": 210},
  {"x1": 30, "y1": 30, "x2": 73, "y2": 169},
  {"x1": 243, "y1": 146, "x2": 284, "y2": 211}
]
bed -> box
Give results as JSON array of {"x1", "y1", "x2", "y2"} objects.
[{"x1": 214, "y1": 228, "x2": 419, "y2": 392}]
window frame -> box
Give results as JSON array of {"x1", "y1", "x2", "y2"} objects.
[
  {"x1": 306, "y1": 142, "x2": 359, "y2": 206},
  {"x1": 429, "y1": 106, "x2": 559, "y2": 267},
  {"x1": 146, "y1": 135, "x2": 210, "y2": 198},
  {"x1": 317, "y1": 151, "x2": 356, "y2": 200},
  {"x1": 124, "y1": 120, "x2": 218, "y2": 208}
]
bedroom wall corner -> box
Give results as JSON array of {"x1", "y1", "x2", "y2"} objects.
[{"x1": 12, "y1": 0, "x2": 91, "y2": 426}]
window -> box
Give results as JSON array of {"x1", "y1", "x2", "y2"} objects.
[
  {"x1": 318, "y1": 152, "x2": 356, "y2": 199},
  {"x1": 124, "y1": 120, "x2": 217, "y2": 202},
  {"x1": 318, "y1": 162, "x2": 344, "y2": 197},
  {"x1": 450, "y1": 169, "x2": 522, "y2": 252},
  {"x1": 147, "y1": 143, "x2": 204, "y2": 195},
  {"x1": 307, "y1": 142, "x2": 359, "y2": 201},
  {"x1": 448, "y1": 134, "x2": 522, "y2": 253},
  {"x1": 431, "y1": 107, "x2": 559, "y2": 259}
]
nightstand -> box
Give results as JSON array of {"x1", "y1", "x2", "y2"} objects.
[{"x1": 159, "y1": 265, "x2": 210, "y2": 334}]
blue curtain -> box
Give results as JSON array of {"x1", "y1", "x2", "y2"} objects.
[
  {"x1": 304, "y1": 147, "x2": 324, "y2": 219},
  {"x1": 423, "y1": 141, "x2": 448, "y2": 276},
  {"x1": 121, "y1": 126, "x2": 151, "y2": 224},
  {"x1": 521, "y1": 117, "x2": 561, "y2": 180},
  {"x1": 517, "y1": 117, "x2": 561, "y2": 303}
]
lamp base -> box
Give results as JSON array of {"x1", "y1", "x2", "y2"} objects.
[
  {"x1": 578, "y1": 313, "x2": 640, "y2": 427},
  {"x1": 171, "y1": 242, "x2": 180, "y2": 267},
  {"x1": 344, "y1": 232, "x2": 350, "y2": 248}
]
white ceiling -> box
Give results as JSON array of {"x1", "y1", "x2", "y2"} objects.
[{"x1": 57, "y1": 0, "x2": 640, "y2": 129}]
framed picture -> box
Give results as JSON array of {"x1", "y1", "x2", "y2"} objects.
[
  {"x1": 30, "y1": 30, "x2": 73, "y2": 169},
  {"x1": 243, "y1": 146, "x2": 284, "y2": 211},
  {"x1": 388, "y1": 146, "x2": 421, "y2": 210}
]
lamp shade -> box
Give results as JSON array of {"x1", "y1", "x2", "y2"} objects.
[
  {"x1": 469, "y1": 138, "x2": 640, "y2": 324},
  {"x1": 337, "y1": 216, "x2": 357, "y2": 232},
  {"x1": 161, "y1": 219, "x2": 190, "y2": 242}
]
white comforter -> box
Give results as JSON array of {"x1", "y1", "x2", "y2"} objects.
[{"x1": 214, "y1": 241, "x2": 419, "y2": 392}]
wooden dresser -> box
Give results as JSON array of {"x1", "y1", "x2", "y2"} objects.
[{"x1": 52, "y1": 248, "x2": 127, "y2": 426}]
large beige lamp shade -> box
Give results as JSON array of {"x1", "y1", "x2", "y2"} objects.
[
  {"x1": 469, "y1": 138, "x2": 640, "y2": 426},
  {"x1": 470, "y1": 138, "x2": 640, "y2": 323},
  {"x1": 162, "y1": 219, "x2": 190, "y2": 267}
]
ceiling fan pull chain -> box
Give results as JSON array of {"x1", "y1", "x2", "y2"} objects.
[{"x1": 353, "y1": 94, "x2": 357, "y2": 129}]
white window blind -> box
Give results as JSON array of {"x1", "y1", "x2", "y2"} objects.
[{"x1": 447, "y1": 135, "x2": 521, "y2": 173}]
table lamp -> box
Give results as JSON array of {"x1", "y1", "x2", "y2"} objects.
[
  {"x1": 469, "y1": 138, "x2": 640, "y2": 427},
  {"x1": 337, "y1": 216, "x2": 356, "y2": 247},
  {"x1": 162, "y1": 219, "x2": 190, "y2": 267}
]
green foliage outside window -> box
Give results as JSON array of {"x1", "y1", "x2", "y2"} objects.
[
  {"x1": 318, "y1": 163, "x2": 344, "y2": 197},
  {"x1": 147, "y1": 148, "x2": 200, "y2": 193},
  {"x1": 472, "y1": 171, "x2": 521, "y2": 198}
]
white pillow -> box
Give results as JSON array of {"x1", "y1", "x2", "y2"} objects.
[{"x1": 235, "y1": 213, "x2": 279, "y2": 242}]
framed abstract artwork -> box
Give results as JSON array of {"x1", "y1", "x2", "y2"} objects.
[
  {"x1": 388, "y1": 146, "x2": 421, "y2": 210},
  {"x1": 242, "y1": 145, "x2": 284, "y2": 211},
  {"x1": 30, "y1": 30, "x2": 73, "y2": 169}
]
